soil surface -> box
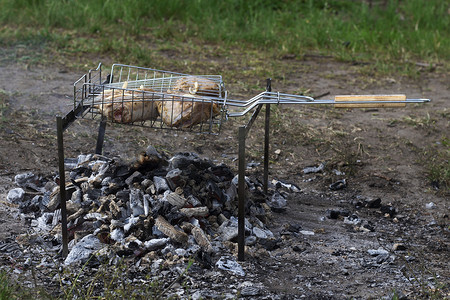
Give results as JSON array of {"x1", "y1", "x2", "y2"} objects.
[{"x1": 0, "y1": 45, "x2": 448, "y2": 299}]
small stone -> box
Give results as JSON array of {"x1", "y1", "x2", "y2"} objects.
[
  {"x1": 258, "y1": 238, "x2": 281, "y2": 251},
  {"x1": 392, "y1": 243, "x2": 407, "y2": 251},
  {"x1": 380, "y1": 205, "x2": 396, "y2": 217},
  {"x1": 367, "y1": 248, "x2": 389, "y2": 256},
  {"x1": 245, "y1": 236, "x2": 257, "y2": 246},
  {"x1": 329, "y1": 179, "x2": 347, "y2": 191},
  {"x1": 327, "y1": 209, "x2": 350, "y2": 219},
  {"x1": 425, "y1": 202, "x2": 436, "y2": 209},
  {"x1": 7, "y1": 188, "x2": 25, "y2": 203},
  {"x1": 240, "y1": 286, "x2": 261, "y2": 297},
  {"x1": 365, "y1": 197, "x2": 382, "y2": 208},
  {"x1": 300, "y1": 230, "x2": 315, "y2": 236},
  {"x1": 267, "y1": 192, "x2": 287, "y2": 212},
  {"x1": 303, "y1": 163, "x2": 325, "y2": 174}
]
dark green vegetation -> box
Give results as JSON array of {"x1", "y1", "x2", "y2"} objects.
[{"x1": 0, "y1": 0, "x2": 448, "y2": 71}]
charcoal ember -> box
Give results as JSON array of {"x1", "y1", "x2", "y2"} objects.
[
  {"x1": 240, "y1": 285, "x2": 262, "y2": 297},
  {"x1": 165, "y1": 206, "x2": 185, "y2": 224},
  {"x1": 218, "y1": 217, "x2": 251, "y2": 242},
  {"x1": 217, "y1": 213, "x2": 228, "y2": 225},
  {"x1": 267, "y1": 192, "x2": 287, "y2": 212},
  {"x1": 392, "y1": 243, "x2": 407, "y2": 251},
  {"x1": 327, "y1": 209, "x2": 350, "y2": 219},
  {"x1": 258, "y1": 238, "x2": 281, "y2": 251},
  {"x1": 110, "y1": 228, "x2": 125, "y2": 242},
  {"x1": 206, "y1": 180, "x2": 226, "y2": 203},
  {"x1": 153, "y1": 176, "x2": 170, "y2": 194},
  {"x1": 187, "y1": 194, "x2": 202, "y2": 207},
  {"x1": 143, "y1": 145, "x2": 164, "y2": 167},
  {"x1": 180, "y1": 206, "x2": 209, "y2": 218},
  {"x1": 129, "y1": 188, "x2": 145, "y2": 217},
  {"x1": 166, "y1": 168, "x2": 184, "y2": 190},
  {"x1": 70, "y1": 166, "x2": 92, "y2": 181},
  {"x1": 380, "y1": 205, "x2": 396, "y2": 217},
  {"x1": 152, "y1": 200, "x2": 173, "y2": 219},
  {"x1": 245, "y1": 236, "x2": 257, "y2": 246},
  {"x1": 141, "y1": 179, "x2": 153, "y2": 189},
  {"x1": 67, "y1": 208, "x2": 87, "y2": 223},
  {"x1": 31, "y1": 212, "x2": 54, "y2": 232},
  {"x1": 143, "y1": 195, "x2": 151, "y2": 216},
  {"x1": 272, "y1": 179, "x2": 301, "y2": 193},
  {"x1": 344, "y1": 214, "x2": 360, "y2": 225},
  {"x1": 155, "y1": 216, "x2": 188, "y2": 245},
  {"x1": 108, "y1": 200, "x2": 122, "y2": 219},
  {"x1": 192, "y1": 226, "x2": 213, "y2": 253},
  {"x1": 64, "y1": 234, "x2": 104, "y2": 265},
  {"x1": 124, "y1": 216, "x2": 140, "y2": 233},
  {"x1": 225, "y1": 181, "x2": 238, "y2": 202},
  {"x1": 365, "y1": 197, "x2": 382, "y2": 208},
  {"x1": 209, "y1": 164, "x2": 235, "y2": 181},
  {"x1": 144, "y1": 238, "x2": 170, "y2": 251},
  {"x1": 106, "y1": 177, "x2": 127, "y2": 194},
  {"x1": 329, "y1": 179, "x2": 347, "y2": 191},
  {"x1": 14, "y1": 172, "x2": 46, "y2": 193},
  {"x1": 170, "y1": 152, "x2": 214, "y2": 170},
  {"x1": 164, "y1": 192, "x2": 187, "y2": 208},
  {"x1": 125, "y1": 171, "x2": 143, "y2": 187},
  {"x1": 19, "y1": 196, "x2": 40, "y2": 214},
  {"x1": 216, "y1": 256, "x2": 245, "y2": 276},
  {"x1": 252, "y1": 227, "x2": 273, "y2": 240},
  {"x1": 114, "y1": 190, "x2": 129, "y2": 202}
]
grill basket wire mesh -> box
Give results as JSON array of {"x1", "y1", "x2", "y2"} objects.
[{"x1": 73, "y1": 63, "x2": 227, "y2": 135}]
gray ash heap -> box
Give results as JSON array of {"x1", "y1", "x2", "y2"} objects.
[{"x1": 8, "y1": 146, "x2": 294, "y2": 268}]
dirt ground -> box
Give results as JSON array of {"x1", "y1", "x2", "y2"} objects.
[{"x1": 0, "y1": 45, "x2": 448, "y2": 299}]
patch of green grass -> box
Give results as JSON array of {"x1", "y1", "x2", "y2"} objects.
[
  {"x1": 0, "y1": 0, "x2": 448, "y2": 74},
  {"x1": 0, "y1": 271, "x2": 14, "y2": 300},
  {"x1": 422, "y1": 137, "x2": 450, "y2": 195},
  {"x1": 0, "y1": 90, "x2": 10, "y2": 128}
]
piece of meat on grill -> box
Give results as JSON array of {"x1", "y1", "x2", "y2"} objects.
[
  {"x1": 157, "y1": 93, "x2": 220, "y2": 128},
  {"x1": 94, "y1": 84, "x2": 160, "y2": 123},
  {"x1": 170, "y1": 76, "x2": 222, "y2": 97}
]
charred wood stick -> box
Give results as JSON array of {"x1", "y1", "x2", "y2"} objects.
[{"x1": 155, "y1": 216, "x2": 188, "y2": 245}]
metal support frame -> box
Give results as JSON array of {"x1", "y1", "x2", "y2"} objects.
[
  {"x1": 95, "y1": 117, "x2": 107, "y2": 155},
  {"x1": 56, "y1": 116, "x2": 69, "y2": 257},
  {"x1": 56, "y1": 104, "x2": 108, "y2": 257},
  {"x1": 237, "y1": 79, "x2": 272, "y2": 261}
]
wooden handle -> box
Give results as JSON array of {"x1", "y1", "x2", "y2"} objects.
[{"x1": 335, "y1": 94, "x2": 406, "y2": 108}]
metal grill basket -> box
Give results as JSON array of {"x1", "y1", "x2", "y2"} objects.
[{"x1": 74, "y1": 63, "x2": 227, "y2": 134}]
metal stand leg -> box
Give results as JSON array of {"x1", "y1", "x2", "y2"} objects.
[
  {"x1": 263, "y1": 78, "x2": 272, "y2": 193},
  {"x1": 95, "y1": 117, "x2": 107, "y2": 155},
  {"x1": 238, "y1": 126, "x2": 246, "y2": 261},
  {"x1": 56, "y1": 116, "x2": 69, "y2": 258},
  {"x1": 263, "y1": 103, "x2": 270, "y2": 194}
]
